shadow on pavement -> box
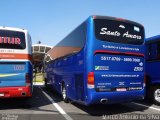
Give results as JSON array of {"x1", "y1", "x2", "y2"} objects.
[{"x1": 0, "y1": 86, "x2": 59, "y2": 113}]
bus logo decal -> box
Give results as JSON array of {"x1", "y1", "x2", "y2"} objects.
[
  {"x1": 95, "y1": 66, "x2": 109, "y2": 70},
  {"x1": 0, "y1": 37, "x2": 21, "y2": 44},
  {"x1": 134, "y1": 26, "x2": 140, "y2": 32},
  {"x1": 139, "y1": 62, "x2": 143, "y2": 66},
  {"x1": 119, "y1": 25, "x2": 125, "y2": 29}
]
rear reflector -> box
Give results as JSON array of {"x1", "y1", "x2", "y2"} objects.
[
  {"x1": 144, "y1": 74, "x2": 146, "y2": 87},
  {"x1": 87, "y1": 72, "x2": 95, "y2": 88},
  {"x1": 26, "y1": 74, "x2": 31, "y2": 86}
]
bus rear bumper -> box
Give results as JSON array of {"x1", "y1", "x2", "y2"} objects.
[
  {"x1": 86, "y1": 90, "x2": 145, "y2": 105},
  {"x1": 0, "y1": 86, "x2": 32, "y2": 98}
]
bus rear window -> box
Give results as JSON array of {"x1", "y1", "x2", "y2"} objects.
[
  {"x1": 0, "y1": 30, "x2": 26, "y2": 49},
  {"x1": 94, "y1": 19, "x2": 144, "y2": 45}
]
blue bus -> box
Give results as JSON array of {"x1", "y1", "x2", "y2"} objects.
[
  {"x1": 146, "y1": 35, "x2": 160, "y2": 105},
  {"x1": 0, "y1": 27, "x2": 33, "y2": 98},
  {"x1": 45, "y1": 16, "x2": 145, "y2": 105}
]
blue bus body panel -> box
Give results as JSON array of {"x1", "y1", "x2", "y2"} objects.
[
  {"x1": 146, "y1": 61, "x2": 160, "y2": 85},
  {"x1": 85, "y1": 89, "x2": 144, "y2": 105},
  {"x1": 45, "y1": 50, "x2": 85, "y2": 101},
  {"x1": 146, "y1": 35, "x2": 160, "y2": 85},
  {"x1": 94, "y1": 54, "x2": 144, "y2": 91},
  {"x1": 0, "y1": 61, "x2": 32, "y2": 87}
]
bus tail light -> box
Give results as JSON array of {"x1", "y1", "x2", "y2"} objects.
[
  {"x1": 26, "y1": 73, "x2": 31, "y2": 86},
  {"x1": 87, "y1": 72, "x2": 95, "y2": 88}
]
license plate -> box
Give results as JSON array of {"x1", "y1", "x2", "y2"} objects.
[
  {"x1": 0, "y1": 93, "x2": 4, "y2": 97},
  {"x1": 116, "y1": 88, "x2": 127, "y2": 91}
]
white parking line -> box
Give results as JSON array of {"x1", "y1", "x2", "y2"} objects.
[
  {"x1": 39, "y1": 87, "x2": 73, "y2": 120},
  {"x1": 132, "y1": 102, "x2": 160, "y2": 112}
]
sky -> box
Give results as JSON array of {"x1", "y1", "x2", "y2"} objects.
[{"x1": 0, "y1": 0, "x2": 159, "y2": 46}]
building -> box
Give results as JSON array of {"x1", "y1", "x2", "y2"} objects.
[{"x1": 32, "y1": 44, "x2": 52, "y2": 72}]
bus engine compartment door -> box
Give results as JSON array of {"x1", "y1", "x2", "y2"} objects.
[{"x1": 94, "y1": 54, "x2": 144, "y2": 92}]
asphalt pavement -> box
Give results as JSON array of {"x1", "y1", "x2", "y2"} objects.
[{"x1": 0, "y1": 85, "x2": 159, "y2": 120}]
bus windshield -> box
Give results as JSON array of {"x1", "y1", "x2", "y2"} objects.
[
  {"x1": 0, "y1": 30, "x2": 26, "y2": 49},
  {"x1": 94, "y1": 19, "x2": 144, "y2": 45}
]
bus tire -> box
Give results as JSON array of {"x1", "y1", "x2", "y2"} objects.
[
  {"x1": 152, "y1": 86, "x2": 160, "y2": 105},
  {"x1": 61, "y1": 83, "x2": 69, "y2": 103},
  {"x1": 145, "y1": 76, "x2": 151, "y2": 100}
]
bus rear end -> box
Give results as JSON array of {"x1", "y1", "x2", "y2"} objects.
[
  {"x1": 0, "y1": 28, "x2": 32, "y2": 98},
  {"x1": 86, "y1": 16, "x2": 145, "y2": 105}
]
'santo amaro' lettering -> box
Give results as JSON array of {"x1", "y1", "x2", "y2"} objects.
[
  {"x1": 95, "y1": 19, "x2": 144, "y2": 45},
  {"x1": 100, "y1": 28, "x2": 121, "y2": 37}
]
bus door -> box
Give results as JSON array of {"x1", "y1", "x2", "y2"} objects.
[{"x1": 75, "y1": 74, "x2": 84, "y2": 101}]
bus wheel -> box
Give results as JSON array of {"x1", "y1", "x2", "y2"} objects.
[
  {"x1": 153, "y1": 86, "x2": 160, "y2": 105},
  {"x1": 62, "y1": 83, "x2": 69, "y2": 103}
]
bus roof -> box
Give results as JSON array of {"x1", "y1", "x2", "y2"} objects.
[
  {"x1": 90, "y1": 15, "x2": 144, "y2": 27},
  {"x1": 0, "y1": 26, "x2": 28, "y2": 33},
  {"x1": 146, "y1": 35, "x2": 160, "y2": 43}
]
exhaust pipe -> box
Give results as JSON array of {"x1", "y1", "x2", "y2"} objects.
[
  {"x1": 21, "y1": 92, "x2": 26, "y2": 96},
  {"x1": 100, "y1": 98, "x2": 108, "y2": 104}
]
